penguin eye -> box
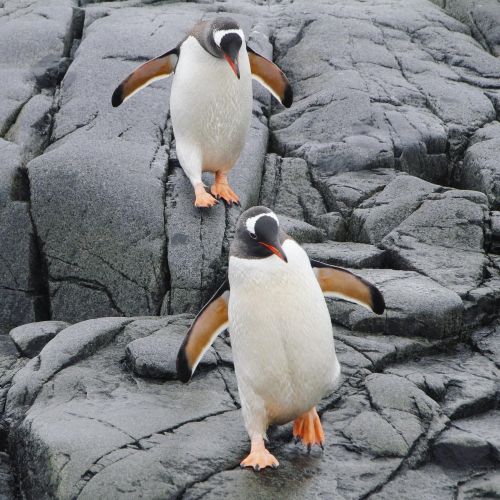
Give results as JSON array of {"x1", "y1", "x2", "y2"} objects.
[{"x1": 249, "y1": 232, "x2": 257, "y2": 240}]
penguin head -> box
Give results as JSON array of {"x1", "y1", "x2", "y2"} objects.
[
  {"x1": 232, "y1": 206, "x2": 288, "y2": 262},
  {"x1": 199, "y1": 18, "x2": 244, "y2": 79}
]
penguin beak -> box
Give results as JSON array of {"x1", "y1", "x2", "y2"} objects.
[
  {"x1": 220, "y1": 34, "x2": 241, "y2": 79},
  {"x1": 259, "y1": 241, "x2": 288, "y2": 263},
  {"x1": 223, "y1": 53, "x2": 240, "y2": 79}
]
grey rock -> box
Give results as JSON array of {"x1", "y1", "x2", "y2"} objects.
[
  {"x1": 432, "y1": 0, "x2": 500, "y2": 56},
  {"x1": 271, "y1": 0, "x2": 498, "y2": 175},
  {"x1": 9, "y1": 320, "x2": 69, "y2": 358},
  {"x1": 5, "y1": 93, "x2": 53, "y2": 163},
  {"x1": 456, "y1": 122, "x2": 500, "y2": 210},
  {"x1": 0, "y1": 452, "x2": 16, "y2": 500},
  {"x1": 343, "y1": 410, "x2": 411, "y2": 457},
  {"x1": 433, "y1": 427, "x2": 493, "y2": 468},
  {"x1": 434, "y1": 410, "x2": 500, "y2": 467},
  {"x1": 259, "y1": 154, "x2": 327, "y2": 223},
  {"x1": 7, "y1": 315, "x2": 237, "y2": 499},
  {"x1": 315, "y1": 168, "x2": 399, "y2": 217},
  {"x1": 327, "y1": 269, "x2": 463, "y2": 339},
  {"x1": 470, "y1": 324, "x2": 500, "y2": 368},
  {"x1": 125, "y1": 322, "x2": 218, "y2": 379},
  {"x1": 303, "y1": 241, "x2": 386, "y2": 268},
  {"x1": 491, "y1": 211, "x2": 500, "y2": 254},
  {"x1": 279, "y1": 214, "x2": 325, "y2": 243},
  {"x1": 314, "y1": 211, "x2": 346, "y2": 241},
  {"x1": 457, "y1": 471, "x2": 500, "y2": 499},
  {"x1": 387, "y1": 347, "x2": 500, "y2": 419},
  {"x1": 0, "y1": 0, "x2": 76, "y2": 136},
  {"x1": 5, "y1": 317, "x2": 132, "y2": 419},
  {"x1": 350, "y1": 174, "x2": 441, "y2": 244},
  {"x1": 0, "y1": 140, "x2": 38, "y2": 335},
  {"x1": 371, "y1": 464, "x2": 459, "y2": 500},
  {"x1": 382, "y1": 190, "x2": 489, "y2": 296}
]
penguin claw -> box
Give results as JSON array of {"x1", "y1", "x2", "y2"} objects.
[
  {"x1": 194, "y1": 191, "x2": 218, "y2": 208},
  {"x1": 210, "y1": 182, "x2": 240, "y2": 207}
]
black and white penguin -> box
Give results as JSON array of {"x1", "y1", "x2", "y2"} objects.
[
  {"x1": 112, "y1": 18, "x2": 292, "y2": 207},
  {"x1": 176, "y1": 206, "x2": 386, "y2": 470}
]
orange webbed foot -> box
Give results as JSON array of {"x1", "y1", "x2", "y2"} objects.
[
  {"x1": 293, "y1": 407, "x2": 325, "y2": 451},
  {"x1": 194, "y1": 185, "x2": 218, "y2": 208},
  {"x1": 211, "y1": 172, "x2": 240, "y2": 207},
  {"x1": 241, "y1": 435, "x2": 279, "y2": 471},
  {"x1": 240, "y1": 448, "x2": 279, "y2": 471}
]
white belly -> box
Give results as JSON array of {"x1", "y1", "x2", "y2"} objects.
[
  {"x1": 170, "y1": 36, "x2": 253, "y2": 173},
  {"x1": 228, "y1": 240, "x2": 340, "y2": 429}
]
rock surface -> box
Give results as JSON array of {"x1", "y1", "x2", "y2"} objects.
[
  {"x1": 9, "y1": 320, "x2": 69, "y2": 358},
  {"x1": 1, "y1": 0, "x2": 500, "y2": 498}
]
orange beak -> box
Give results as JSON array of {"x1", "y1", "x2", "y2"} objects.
[
  {"x1": 224, "y1": 53, "x2": 240, "y2": 79},
  {"x1": 259, "y1": 242, "x2": 287, "y2": 262}
]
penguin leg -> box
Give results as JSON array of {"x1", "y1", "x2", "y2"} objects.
[
  {"x1": 176, "y1": 140, "x2": 218, "y2": 208},
  {"x1": 240, "y1": 434, "x2": 279, "y2": 471},
  {"x1": 210, "y1": 171, "x2": 240, "y2": 207},
  {"x1": 292, "y1": 407, "x2": 325, "y2": 451}
]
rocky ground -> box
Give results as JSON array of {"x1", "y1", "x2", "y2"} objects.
[{"x1": 0, "y1": 0, "x2": 499, "y2": 498}]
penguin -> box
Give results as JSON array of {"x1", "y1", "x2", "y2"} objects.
[
  {"x1": 112, "y1": 18, "x2": 293, "y2": 208},
  {"x1": 176, "y1": 206, "x2": 386, "y2": 470}
]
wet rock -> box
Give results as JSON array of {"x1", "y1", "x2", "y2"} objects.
[
  {"x1": 9, "y1": 320, "x2": 69, "y2": 358},
  {"x1": 303, "y1": 241, "x2": 386, "y2": 268}
]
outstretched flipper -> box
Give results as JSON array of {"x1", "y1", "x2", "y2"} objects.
[
  {"x1": 112, "y1": 47, "x2": 179, "y2": 107},
  {"x1": 176, "y1": 280, "x2": 230, "y2": 382},
  {"x1": 311, "y1": 259, "x2": 385, "y2": 314},
  {"x1": 247, "y1": 46, "x2": 293, "y2": 108}
]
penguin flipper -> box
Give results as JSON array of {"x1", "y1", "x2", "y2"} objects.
[
  {"x1": 310, "y1": 259, "x2": 385, "y2": 315},
  {"x1": 247, "y1": 46, "x2": 293, "y2": 108},
  {"x1": 111, "y1": 47, "x2": 179, "y2": 107},
  {"x1": 176, "y1": 280, "x2": 230, "y2": 382}
]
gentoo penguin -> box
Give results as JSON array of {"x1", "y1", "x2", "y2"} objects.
[
  {"x1": 112, "y1": 18, "x2": 292, "y2": 208},
  {"x1": 177, "y1": 206, "x2": 385, "y2": 470}
]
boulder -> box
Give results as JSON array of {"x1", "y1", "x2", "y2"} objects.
[
  {"x1": 9, "y1": 321, "x2": 69, "y2": 358},
  {"x1": 327, "y1": 269, "x2": 463, "y2": 339},
  {"x1": 382, "y1": 190, "x2": 489, "y2": 296}
]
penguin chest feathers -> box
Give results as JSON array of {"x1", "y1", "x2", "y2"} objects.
[
  {"x1": 170, "y1": 36, "x2": 253, "y2": 170},
  {"x1": 228, "y1": 240, "x2": 340, "y2": 423}
]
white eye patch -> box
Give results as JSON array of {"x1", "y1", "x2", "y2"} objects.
[
  {"x1": 246, "y1": 212, "x2": 279, "y2": 235},
  {"x1": 213, "y1": 28, "x2": 244, "y2": 47}
]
